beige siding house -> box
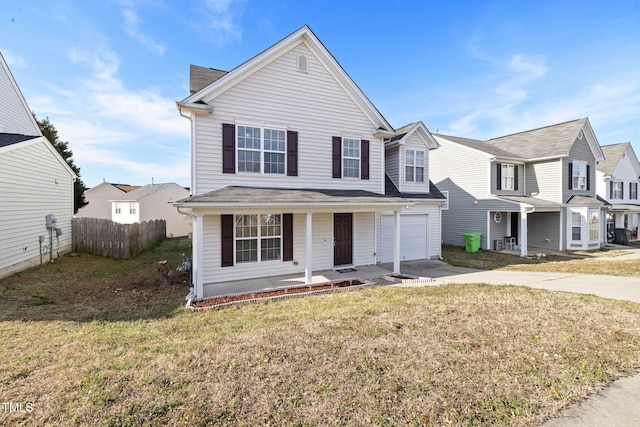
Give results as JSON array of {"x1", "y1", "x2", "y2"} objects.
[
  {"x1": 111, "y1": 183, "x2": 191, "y2": 237},
  {"x1": 76, "y1": 181, "x2": 140, "y2": 219},
  {"x1": 175, "y1": 26, "x2": 445, "y2": 300},
  {"x1": 0, "y1": 52, "x2": 76, "y2": 278},
  {"x1": 431, "y1": 118, "x2": 605, "y2": 256}
]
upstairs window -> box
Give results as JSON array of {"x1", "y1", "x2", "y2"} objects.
[
  {"x1": 496, "y1": 162, "x2": 518, "y2": 191},
  {"x1": 115, "y1": 203, "x2": 121, "y2": 214},
  {"x1": 237, "y1": 126, "x2": 286, "y2": 174},
  {"x1": 631, "y1": 182, "x2": 638, "y2": 200},
  {"x1": 342, "y1": 138, "x2": 361, "y2": 178},
  {"x1": 501, "y1": 164, "x2": 515, "y2": 190},
  {"x1": 405, "y1": 149, "x2": 425, "y2": 182},
  {"x1": 611, "y1": 181, "x2": 623, "y2": 199},
  {"x1": 223, "y1": 123, "x2": 297, "y2": 176},
  {"x1": 570, "y1": 161, "x2": 588, "y2": 190},
  {"x1": 129, "y1": 203, "x2": 137, "y2": 215}
]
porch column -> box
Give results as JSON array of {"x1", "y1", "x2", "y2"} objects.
[
  {"x1": 393, "y1": 210, "x2": 401, "y2": 274},
  {"x1": 193, "y1": 214, "x2": 204, "y2": 299},
  {"x1": 305, "y1": 212, "x2": 313, "y2": 284},
  {"x1": 520, "y1": 209, "x2": 528, "y2": 257}
]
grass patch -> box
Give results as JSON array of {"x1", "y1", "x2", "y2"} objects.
[
  {"x1": 2, "y1": 239, "x2": 640, "y2": 425},
  {"x1": 442, "y1": 244, "x2": 640, "y2": 277}
]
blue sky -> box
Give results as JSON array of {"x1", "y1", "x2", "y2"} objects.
[{"x1": 2, "y1": 0, "x2": 639, "y2": 188}]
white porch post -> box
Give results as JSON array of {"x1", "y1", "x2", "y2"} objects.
[
  {"x1": 193, "y1": 214, "x2": 204, "y2": 299},
  {"x1": 393, "y1": 210, "x2": 401, "y2": 274},
  {"x1": 305, "y1": 212, "x2": 313, "y2": 284},
  {"x1": 520, "y1": 208, "x2": 528, "y2": 257}
]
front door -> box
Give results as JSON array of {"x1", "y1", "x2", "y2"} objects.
[{"x1": 334, "y1": 213, "x2": 353, "y2": 266}]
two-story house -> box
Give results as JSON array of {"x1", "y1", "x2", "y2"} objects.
[
  {"x1": 111, "y1": 183, "x2": 192, "y2": 237},
  {"x1": 174, "y1": 26, "x2": 444, "y2": 300},
  {"x1": 76, "y1": 181, "x2": 140, "y2": 219},
  {"x1": 431, "y1": 118, "x2": 605, "y2": 257},
  {"x1": 596, "y1": 142, "x2": 640, "y2": 241}
]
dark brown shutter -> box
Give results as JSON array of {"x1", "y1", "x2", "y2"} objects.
[
  {"x1": 568, "y1": 162, "x2": 573, "y2": 190},
  {"x1": 222, "y1": 123, "x2": 236, "y2": 174},
  {"x1": 586, "y1": 165, "x2": 591, "y2": 191},
  {"x1": 287, "y1": 131, "x2": 298, "y2": 176},
  {"x1": 361, "y1": 140, "x2": 369, "y2": 180},
  {"x1": 496, "y1": 163, "x2": 502, "y2": 190},
  {"x1": 221, "y1": 214, "x2": 234, "y2": 267},
  {"x1": 332, "y1": 136, "x2": 342, "y2": 178},
  {"x1": 282, "y1": 213, "x2": 293, "y2": 261},
  {"x1": 514, "y1": 165, "x2": 519, "y2": 191}
]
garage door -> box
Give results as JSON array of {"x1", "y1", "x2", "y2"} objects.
[{"x1": 381, "y1": 214, "x2": 428, "y2": 262}]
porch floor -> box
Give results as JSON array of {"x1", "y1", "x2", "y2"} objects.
[{"x1": 202, "y1": 264, "x2": 395, "y2": 298}]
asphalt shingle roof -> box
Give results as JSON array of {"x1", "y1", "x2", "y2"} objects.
[
  {"x1": 598, "y1": 143, "x2": 630, "y2": 176},
  {"x1": 0, "y1": 133, "x2": 38, "y2": 148}
]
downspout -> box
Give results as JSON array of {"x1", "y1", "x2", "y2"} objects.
[
  {"x1": 177, "y1": 107, "x2": 196, "y2": 196},
  {"x1": 520, "y1": 205, "x2": 535, "y2": 257}
]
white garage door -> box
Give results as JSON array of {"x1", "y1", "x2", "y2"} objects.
[{"x1": 381, "y1": 214, "x2": 428, "y2": 262}]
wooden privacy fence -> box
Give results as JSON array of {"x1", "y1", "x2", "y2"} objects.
[{"x1": 72, "y1": 218, "x2": 166, "y2": 259}]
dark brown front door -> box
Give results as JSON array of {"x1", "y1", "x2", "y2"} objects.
[
  {"x1": 334, "y1": 213, "x2": 353, "y2": 266},
  {"x1": 511, "y1": 212, "x2": 519, "y2": 245}
]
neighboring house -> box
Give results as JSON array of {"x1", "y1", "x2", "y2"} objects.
[
  {"x1": 431, "y1": 118, "x2": 605, "y2": 257},
  {"x1": 596, "y1": 142, "x2": 640, "y2": 240},
  {"x1": 0, "y1": 51, "x2": 76, "y2": 279},
  {"x1": 111, "y1": 183, "x2": 191, "y2": 237},
  {"x1": 175, "y1": 26, "x2": 445, "y2": 300},
  {"x1": 76, "y1": 181, "x2": 140, "y2": 219}
]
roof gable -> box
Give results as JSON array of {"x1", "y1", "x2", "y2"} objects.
[
  {"x1": 486, "y1": 118, "x2": 604, "y2": 161},
  {"x1": 386, "y1": 122, "x2": 439, "y2": 149},
  {"x1": 0, "y1": 136, "x2": 76, "y2": 178},
  {"x1": 433, "y1": 134, "x2": 522, "y2": 160},
  {"x1": 179, "y1": 25, "x2": 394, "y2": 132},
  {"x1": 0, "y1": 52, "x2": 41, "y2": 136},
  {"x1": 112, "y1": 183, "x2": 187, "y2": 201},
  {"x1": 598, "y1": 142, "x2": 640, "y2": 177}
]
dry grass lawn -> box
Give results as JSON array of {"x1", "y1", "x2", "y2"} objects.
[
  {"x1": 2, "y1": 239, "x2": 640, "y2": 426},
  {"x1": 442, "y1": 244, "x2": 640, "y2": 277}
]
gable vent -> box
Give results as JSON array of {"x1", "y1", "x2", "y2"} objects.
[{"x1": 297, "y1": 55, "x2": 308, "y2": 73}]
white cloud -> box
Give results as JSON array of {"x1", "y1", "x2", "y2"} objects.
[
  {"x1": 508, "y1": 54, "x2": 547, "y2": 79},
  {"x1": 122, "y1": 8, "x2": 165, "y2": 55},
  {"x1": 0, "y1": 49, "x2": 27, "y2": 67},
  {"x1": 192, "y1": 0, "x2": 247, "y2": 45}
]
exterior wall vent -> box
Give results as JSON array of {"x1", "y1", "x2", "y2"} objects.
[{"x1": 297, "y1": 55, "x2": 308, "y2": 73}]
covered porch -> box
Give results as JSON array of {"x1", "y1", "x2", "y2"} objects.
[{"x1": 175, "y1": 186, "x2": 417, "y2": 300}]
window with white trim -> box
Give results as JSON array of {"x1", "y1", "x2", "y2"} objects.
[
  {"x1": 631, "y1": 182, "x2": 638, "y2": 200},
  {"x1": 572, "y1": 161, "x2": 587, "y2": 190},
  {"x1": 612, "y1": 181, "x2": 623, "y2": 199},
  {"x1": 115, "y1": 203, "x2": 121, "y2": 214},
  {"x1": 342, "y1": 138, "x2": 360, "y2": 178},
  {"x1": 237, "y1": 126, "x2": 286, "y2": 174},
  {"x1": 405, "y1": 149, "x2": 425, "y2": 182},
  {"x1": 589, "y1": 211, "x2": 599, "y2": 241},
  {"x1": 501, "y1": 163, "x2": 515, "y2": 190},
  {"x1": 129, "y1": 203, "x2": 136, "y2": 215},
  {"x1": 571, "y1": 212, "x2": 581, "y2": 241},
  {"x1": 235, "y1": 214, "x2": 281, "y2": 263}
]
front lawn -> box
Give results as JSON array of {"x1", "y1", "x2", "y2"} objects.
[{"x1": 2, "y1": 239, "x2": 640, "y2": 426}]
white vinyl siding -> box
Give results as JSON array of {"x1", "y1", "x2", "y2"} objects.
[
  {"x1": 0, "y1": 139, "x2": 74, "y2": 278},
  {"x1": 192, "y1": 43, "x2": 383, "y2": 195},
  {"x1": 526, "y1": 159, "x2": 562, "y2": 202},
  {"x1": 0, "y1": 58, "x2": 40, "y2": 136}
]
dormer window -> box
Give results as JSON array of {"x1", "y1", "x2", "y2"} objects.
[
  {"x1": 405, "y1": 149, "x2": 425, "y2": 182},
  {"x1": 501, "y1": 164, "x2": 515, "y2": 190}
]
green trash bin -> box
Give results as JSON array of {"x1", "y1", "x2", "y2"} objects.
[{"x1": 463, "y1": 232, "x2": 482, "y2": 252}]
